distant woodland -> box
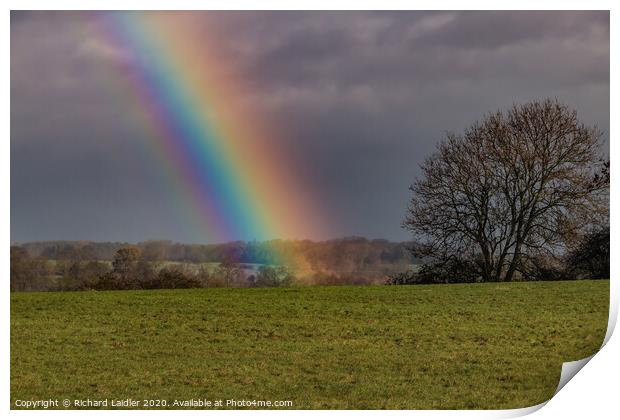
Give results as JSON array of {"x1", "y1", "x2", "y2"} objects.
[{"x1": 10, "y1": 238, "x2": 420, "y2": 291}]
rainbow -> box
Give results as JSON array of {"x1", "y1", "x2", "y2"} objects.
[{"x1": 90, "y1": 11, "x2": 326, "y2": 244}]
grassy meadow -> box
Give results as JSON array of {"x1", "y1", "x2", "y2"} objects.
[{"x1": 11, "y1": 280, "x2": 609, "y2": 409}]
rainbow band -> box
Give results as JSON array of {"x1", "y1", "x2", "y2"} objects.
[{"x1": 94, "y1": 11, "x2": 325, "y2": 244}]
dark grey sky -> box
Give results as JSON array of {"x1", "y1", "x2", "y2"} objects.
[{"x1": 11, "y1": 11, "x2": 610, "y2": 244}]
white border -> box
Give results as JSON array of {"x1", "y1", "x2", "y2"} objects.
[{"x1": 3, "y1": 2, "x2": 617, "y2": 419}]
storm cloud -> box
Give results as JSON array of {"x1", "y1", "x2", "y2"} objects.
[{"x1": 11, "y1": 11, "x2": 609, "y2": 243}]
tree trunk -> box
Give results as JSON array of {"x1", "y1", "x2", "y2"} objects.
[{"x1": 504, "y1": 241, "x2": 522, "y2": 281}]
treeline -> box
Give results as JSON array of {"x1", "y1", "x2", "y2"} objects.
[
  {"x1": 11, "y1": 228, "x2": 608, "y2": 291},
  {"x1": 11, "y1": 237, "x2": 419, "y2": 292},
  {"x1": 19, "y1": 237, "x2": 416, "y2": 267},
  {"x1": 11, "y1": 245, "x2": 295, "y2": 291}
]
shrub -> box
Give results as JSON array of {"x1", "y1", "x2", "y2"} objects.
[
  {"x1": 59, "y1": 261, "x2": 110, "y2": 291},
  {"x1": 385, "y1": 270, "x2": 420, "y2": 285},
  {"x1": 93, "y1": 272, "x2": 127, "y2": 290},
  {"x1": 195, "y1": 265, "x2": 212, "y2": 288},
  {"x1": 255, "y1": 266, "x2": 295, "y2": 287},
  {"x1": 386, "y1": 259, "x2": 480, "y2": 285},
  {"x1": 520, "y1": 255, "x2": 565, "y2": 281},
  {"x1": 212, "y1": 260, "x2": 245, "y2": 287},
  {"x1": 10, "y1": 246, "x2": 54, "y2": 291},
  {"x1": 148, "y1": 267, "x2": 202, "y2": 289},
  {"x1": 566, "y1": 227, "x2": 610, "y2": 279}
]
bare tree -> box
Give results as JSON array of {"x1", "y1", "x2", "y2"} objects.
[
  {"x1": 112, "y1": 246, "x2": 141, "y2": 281},
  {"x1": 213, "y1": 254, "x2": 244, "y2": 287},
  {"x1": 404, "y1": 99, "x2": 609, "y2": 281}
]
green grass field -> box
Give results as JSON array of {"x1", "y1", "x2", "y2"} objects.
[{"x1": 11, "y1": 280, "x2": 609, "y2": 409}]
